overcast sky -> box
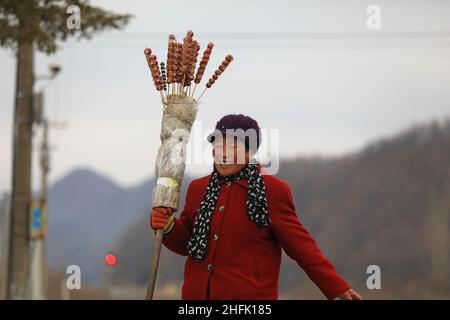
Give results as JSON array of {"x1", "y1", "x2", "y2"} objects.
[{"x1": 1, "y1": 0, "x2": 450, "y2": 191}]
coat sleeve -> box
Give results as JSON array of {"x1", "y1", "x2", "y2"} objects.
[
  {"x1": 269, "y1": 181, "x2": 351, "y2": 300},
  {"x1": 161, "y1": 181, "x2": 195, "y2": 256}
]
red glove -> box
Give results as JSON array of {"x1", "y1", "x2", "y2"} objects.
[{"x1": 150, "y1": 207, "x2": 175, "y2": 234}]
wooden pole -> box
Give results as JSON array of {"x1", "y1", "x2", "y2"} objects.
[{"x1": 145, "y1": 229, "x2": 164, "y2": 300}]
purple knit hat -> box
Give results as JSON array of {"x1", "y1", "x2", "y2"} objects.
[{"x1": 207, "y1": 114, "x2": 261, "y2": 152}]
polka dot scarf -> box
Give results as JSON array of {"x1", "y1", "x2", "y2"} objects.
[{"x1": 187, "y1": 159, "x2": 271, "y2": 261}]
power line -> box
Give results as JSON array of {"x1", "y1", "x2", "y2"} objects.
[{"x1": 96, "y1": 30, "x2": 450, "y2": 41}]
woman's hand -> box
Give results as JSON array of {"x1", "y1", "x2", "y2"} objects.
[
  {"x1": 150, "y1": 207, "x2": 174, "y2": 234},
  {"x1": 338, "y1": 288, "x2": 362, "y2": 300}
]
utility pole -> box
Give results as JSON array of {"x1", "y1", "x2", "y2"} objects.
[
  {"x1": 8, "y1": 39, "x2": 34, "y2": 300},
  {"x1": 30, "y1": 116, "x2": 65, "y2": 300},
  {"x1": 40, "y1": 119, "x2": 50, "y2": 299},
  {"x1": 1, "y1": 192, "x2": 10, "y2": 299},
  {"x1": 30, "y1": 119, "x2": 50, "y2": 300}
]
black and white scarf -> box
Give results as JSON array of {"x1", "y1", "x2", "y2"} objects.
[{"x1": 187, "y1": 159, "x2": 271, "y2": 261}]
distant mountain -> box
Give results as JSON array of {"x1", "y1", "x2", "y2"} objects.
[
  {"x1": 46, "y1": 167, "x2": 193, "y2": 283},
  {"x1": 111, "y1": 119, "x2": 450, "y2": 298},
  {"x1": 47, "y1": 168, "x2": 149, "y2": 282},
  {"x1": 275, "y1": 120, "x2": 450, "y2": 295}
]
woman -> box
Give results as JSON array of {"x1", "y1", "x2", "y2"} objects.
[{"x1": 151, "y1": 114, "x2": 361, "y2": 300}]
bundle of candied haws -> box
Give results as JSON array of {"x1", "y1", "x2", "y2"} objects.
[{"x1": 144, "y1": 30, "x2": 233, "y2": 103}]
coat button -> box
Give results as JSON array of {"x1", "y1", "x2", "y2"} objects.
[
  {"x1": 212, "y1": 234, "x2": 218, "y2": 240},
  {"x1": 207, "y1": 263, "x2": 213, "y2": 271},
  {"x1": 218, "y1": 205, "x2": 225, "y2": 212}
]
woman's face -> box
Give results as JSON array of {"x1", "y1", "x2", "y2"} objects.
[{"x1": 212, "y1": 137, "x2": 251, "y2": 176}]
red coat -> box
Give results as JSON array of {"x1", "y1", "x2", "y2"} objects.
[{"x1": 162, "y1": 166, "x2": 350, "y2": 300}]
